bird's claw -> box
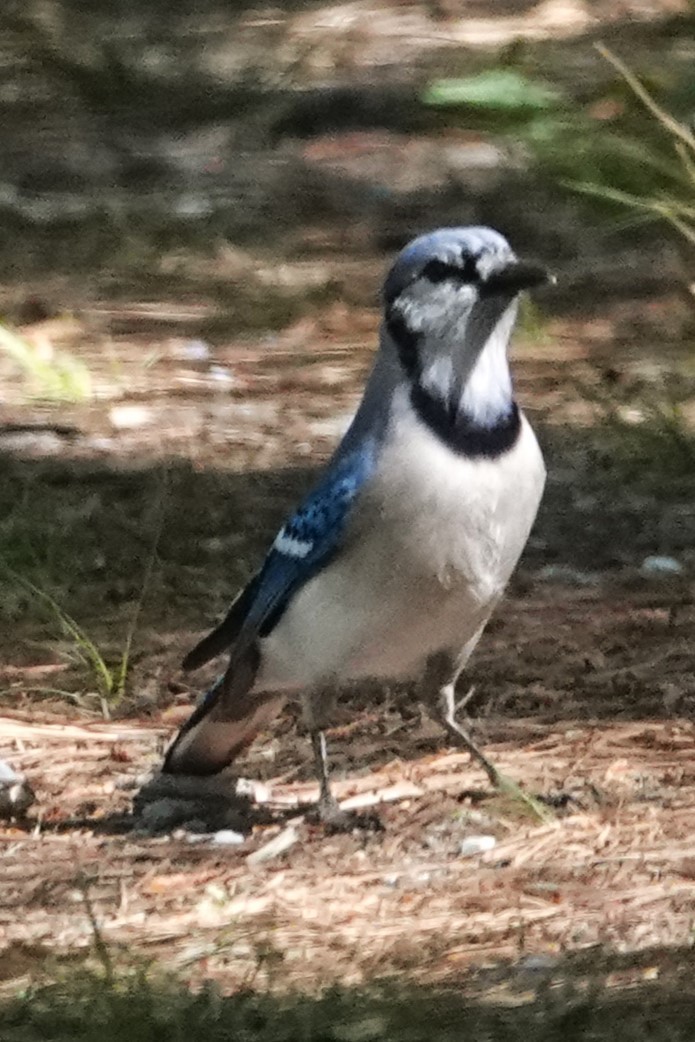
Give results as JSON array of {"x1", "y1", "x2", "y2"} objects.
[{"x1": 310, "y1": 795, "x2": 384, "y2": 834}]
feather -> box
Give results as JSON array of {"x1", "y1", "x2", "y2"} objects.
[{"x1": 181, "y1": 442, "x2": 377, "y2": 673}]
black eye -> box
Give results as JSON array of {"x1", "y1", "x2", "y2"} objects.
[
  {"x1": 421, "y1": 256, "x2": 480, "y2": 286},
  {"x1": 460, "y1": 254, "x2": 481, "y2": 281}
]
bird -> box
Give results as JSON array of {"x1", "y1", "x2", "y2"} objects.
[{"x1": 163, "y1": 226, "x2": 550, "y2": 826}]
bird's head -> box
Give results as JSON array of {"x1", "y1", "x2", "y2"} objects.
[{"x1": 383, "y1": 226, "x2": 551, "y2": 385}]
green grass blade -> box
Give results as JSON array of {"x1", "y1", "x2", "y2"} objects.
[
  {"x1": 113, "y1": 474, "x2": 168, "y2": 699},
  {"x1": 2, "y1": 566, "x2": 114, "y2": 697},
  {"x1": 0, "y1": 321, "x2": 92, "y2": 401},
  {"x1": 596, "y1": 42, "x2": 695, "y2": 153},
  {"x1": 423, "y1": 69, "x2": 562, "y2": 111}
]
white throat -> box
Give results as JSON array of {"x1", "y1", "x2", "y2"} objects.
[
  {"x1": 419, "y1": 300, "x2": 517, "y2": 428},
  {"x1": 459, "y1": 319, "x2": 514, "y2": 427}
]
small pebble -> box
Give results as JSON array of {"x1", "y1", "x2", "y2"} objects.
[
  {"x1": 109, "y1": 404, "x2": 152, "y2": 429},
  {"x1": 174, "y1": 194, "x2": 213, "y2": 218},
  {"x1": 212, "y1": 829, "x2": 245, "y2": 846},
  {"x1": 639, "y1": 555, "x2": 683, "y2": 578},
  {"x1": 459, "y1": 834, "x2": 497, "y2": 857},
  {"x1": 182, "y1": 339, "x2": 210, "y2": 362},
  {"x1": 208, "y1": 364, "x2": 235, "y2": 385}
]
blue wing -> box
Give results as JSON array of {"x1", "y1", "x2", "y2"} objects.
[{"x1": 182, "y1": 442, "x2": 377, "y2": 672}]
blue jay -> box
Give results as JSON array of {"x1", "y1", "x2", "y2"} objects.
[{"x1": 164, "y1": 226, "x2": 550, "y2": 825}]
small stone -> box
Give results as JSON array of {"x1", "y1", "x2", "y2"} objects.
[
  {"x1": 182, "y1": 339, "x2": 210, "y2": 362},
  {"x1": 459, "y1": 834, "x2": 497, "y2": 857},
  {"x1": 208, "y1": 364, "x2": 235, "y2": 384},
  {"x1": 212, "y1": 829, "x2": 245, "y2": 846},
  {"x1": 639, "y1": 555, "x2": 684, "y2": 578},
  {"x1": 109, "y1": 404, "x2": 152, "y2": 429},
  {"x1": 174, "y1": 194, "x2": 213, "y2": 218}
]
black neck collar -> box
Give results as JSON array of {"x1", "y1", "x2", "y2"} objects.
[
  {"x1": 410, "y1": 384, "x2": 521, "y2": 459},
  {"x1": 386, "y1": 308, "x2": 521, "y2": 459}
]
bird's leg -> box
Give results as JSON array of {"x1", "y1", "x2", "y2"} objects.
[
  {"x1": 436, "y1": 678, "x2": 501, "y2": 788},
  {"x1": 304, "y1": 685, "x2": 346, "y2": 825},
  {"x1": 304, "y1": 686, "x2": 383, "y2": 832},
  {"x1": 455, "y1": 683, "x2": 478, "y2": 715},
  {"x1": 421, "y1": 651, "x2": 501, "y2": 789},
  {"x1": 309, "y1": 728, "x2": 343, "y2": 823},
  {"x1": 420, "y1": 652, "x2": 551, "y2": 820}
]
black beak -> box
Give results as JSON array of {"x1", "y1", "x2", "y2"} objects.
[{"x1": 482, "y1": 260, "x2": 554, "y2": 297}]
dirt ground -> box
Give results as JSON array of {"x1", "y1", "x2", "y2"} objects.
[
  {"x1": 1, "y1": 275, "x2": 694, "y2": 999},
  {"x1": 2, "y1": 603, "x2": 695, "y2": 993}
]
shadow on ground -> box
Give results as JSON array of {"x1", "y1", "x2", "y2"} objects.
[
  {"x1": 0, "y1": 414, "x2": 692, "y2": 628},
  {"x1": 1, "y1": 410, "x2": 693, "y2": 741},
  {"x1": 2, "y1": 943, "x2": 695, "y2": 1042}
]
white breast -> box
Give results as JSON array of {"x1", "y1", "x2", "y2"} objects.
[
  {"x1": 256, "y1": 388, "x2": 545, "y2": 692},
  {"x1": 373, "y1": 387, "x2": 545, "y2": 601}
]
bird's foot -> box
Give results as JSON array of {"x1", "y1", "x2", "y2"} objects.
[{"x1": 309, "y1": 794, "x2": 384, "y2": 834}]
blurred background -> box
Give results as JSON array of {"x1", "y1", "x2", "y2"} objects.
[{"x1": 1, "y1": 1, "x2": 695, "y2": 1039}]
